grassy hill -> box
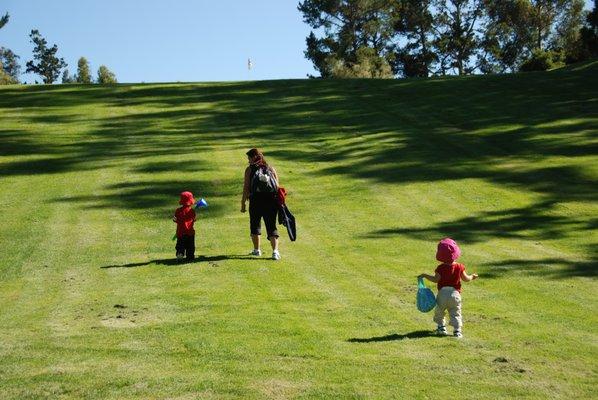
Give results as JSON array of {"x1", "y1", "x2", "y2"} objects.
[{"x1": 0, "y1": 62, "x2": 596, "y2": 399}]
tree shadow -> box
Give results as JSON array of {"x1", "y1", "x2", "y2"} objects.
[
  {"x1": 365, "y1": 200, "x2": 587, "y2": 244},
  {"x1": 2, "y1": 63, "x2": 596, "y2": 274},
  {"x1": 347, "y1": 330, "x2": 437, "y2": 343},
  {"x1": 52, "y1": 179, "x2": 234, "y2": 219},
  {"x1": 480, "y1": 246, "x2": 597, "y2": 279}
]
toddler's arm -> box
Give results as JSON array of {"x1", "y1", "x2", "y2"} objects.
[
  {"x1": 418, "y1": 273, "x2": 440, "y2": 283},
  {"x1": 461, "y1": 270, "x2": 479, "y2": 282}
]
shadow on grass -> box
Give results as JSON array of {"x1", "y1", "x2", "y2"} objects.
[
  {"x1": 2, "y1": 65, "x2": 596, "y2": 276},
  {"x1": 53, "y1": 179, "x2": 234, "y2": 219},
  {"x1": 365, "y1": 201, "x2": 589, "y2": 244},
  {"x1": 480, "y1": 251, "x2": 597, "y2": 279},
  {"x1": 101, "y1": 254, "x2": 264, "y2": 269},
  {"x1": 347, "y1": 330, "x2": 437, "y2": 343}
]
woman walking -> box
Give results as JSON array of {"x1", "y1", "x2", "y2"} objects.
[{"x1": 241, "y1": 148, "x2": 281, "y2": 260}]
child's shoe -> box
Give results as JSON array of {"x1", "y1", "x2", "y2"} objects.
[
  {"x1": 272, "y1": 250, "x2": 281, "y2": 260},
  {"x1": 250, "y1": 249, "x2": 261, "y2": 256},
  {"x1": 436, "y1": 325, "x2": 448, "y2": 336},
  {"x1": 176, "y1": 253, "x2": 184, "y2": 260},
  {"x1": 453, "y1": 330, "x2": 463, "y2": 339}
]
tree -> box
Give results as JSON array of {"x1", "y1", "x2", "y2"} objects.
[
  {"x1": 554, "y1": 0, "x2": 585, "y2": 57},
  {"x1": 76, "y1": 57, "x2": 92, "y2": 83},
  {"x1": 298, "y1": 0, "x2": 394, "y2": 78},
  {"x1": 0, "y1": 47, "x2": 20, "y2": 82},
  {"x1": 481, "y1": 1, "x2": 585, "y2": 72},
  {"x1": 25, "y1": 30, "x2": 67, "y2": 84},
  {"x1": 433, "y1": 0, "x2": 484, "y2": 75},
  {"x1": 0, "y1": 12, "x2": 20, "y2": 84},
  {"x1": 389, "y1": 0, "x2": 436, "y2": 77},
  {"x1": 328, "y1": 46, "x2": 394, "y2": 77},
  {"x1": 61, "y1": 69, "x2": 75, "y2": 84},
  {"x1": 0, "y1": 12, "x2": 8, "y2": 30},
  {"x1": 0, "y1": 68, "x2": 13, "y2": 84},
  {"x1": 570, "y1": 0, "x2": 598, "y2": 61},
  {"x1": 97, "y1": 65, "x2": 117, "y2": 84}
]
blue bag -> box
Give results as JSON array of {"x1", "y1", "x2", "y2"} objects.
[{"x1": 416, "y1": 277, "x2": 436, "y2": 313}]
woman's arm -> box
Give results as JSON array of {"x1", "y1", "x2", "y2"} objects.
[
  {"x1": 241, "y1": 166, "x2": 251, "y2": 212},
  {"x1": 271, "y1": 166, "x2": 280, "y2": 186}
]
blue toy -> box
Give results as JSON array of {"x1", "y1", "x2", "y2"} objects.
[
  {"x1": 416, "y1": 277, "x2": 436, "y2": 313},
  {"x1": 195, "y1": 198, "x2": 208, "y2": 209}
]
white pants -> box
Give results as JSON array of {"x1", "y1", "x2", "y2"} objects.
[{"x1": 433, "y1": 287, "x2": 462, "y2": 331}]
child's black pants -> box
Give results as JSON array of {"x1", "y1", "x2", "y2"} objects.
[{"x1": 175, "y1": 234, "x2": 195, "y2": 260}]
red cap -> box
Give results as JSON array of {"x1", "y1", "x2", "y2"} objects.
[
  {"x1": 436, "y1": 238, "x2": 461, "y2": 263},
  {"x1": 179, "y1": 191, "x2": 195, "y2": 206}
]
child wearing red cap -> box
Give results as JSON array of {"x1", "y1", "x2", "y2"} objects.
[
  {"x1": 418, "y1": 238, "x2": 478, "y2": 338},
  {"x1": 173, "y1": 191, "x2": 196, "y2": 261}
]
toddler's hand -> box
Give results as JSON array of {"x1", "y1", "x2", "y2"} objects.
[
  {"x1": 241, "y1": 204, "x2": 246, "y2": 213},
  {"x1": 172, "y1": 217, "x2": 177, "y2": 223}
]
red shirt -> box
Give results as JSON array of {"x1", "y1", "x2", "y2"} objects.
[
  {"x1": 435, "y1": 263, "x2": 465, "y2": 292},
  {"x1": 175, "y1": 206, "x2": 196, "y2": 237}
]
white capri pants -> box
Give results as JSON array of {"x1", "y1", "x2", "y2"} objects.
[{"x1": 433, "y1": 286, "x2": 462, "y2": 330}]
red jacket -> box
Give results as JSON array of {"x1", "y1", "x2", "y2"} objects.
[{"x1": 174, "y1": 206, "x2": 196, "y2": 237}]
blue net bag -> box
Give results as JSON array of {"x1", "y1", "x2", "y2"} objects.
[{"x1": 416, "y1": 277, "x2": 436, "y2": 313}]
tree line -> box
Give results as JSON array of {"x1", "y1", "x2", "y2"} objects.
[
  {"x1": 0, "y1": 13, "x2": 117, "y2": 85},
  {"x1": 298, "y1": 0, "x2": 598, "y2": 78}
]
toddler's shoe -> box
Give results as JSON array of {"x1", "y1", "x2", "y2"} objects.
[
  {"x1": 436, "y1": 325, "x2": 448, "y2": 336},
  {"x1": 453, "y1": 330, "x2": 463, "y2": 339},
  {"x1": 250, "y1": 249, "x2": 261, "y2": 256},
  {"x1": 176, "y1": 253, "x2": 184, "y2": 260},
  {"x1": 272, "y1": 250, "x2": 281, "y2": 260}
]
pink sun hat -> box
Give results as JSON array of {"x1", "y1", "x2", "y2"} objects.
[{"x1": 436, "y1": 238, "x2": 461, "y2": 263}]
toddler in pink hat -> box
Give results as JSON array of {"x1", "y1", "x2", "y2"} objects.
[{"x1": 419, "y1": 238, "x2": 479, "y2": 338}]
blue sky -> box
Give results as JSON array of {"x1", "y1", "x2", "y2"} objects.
[
  {"x1": 1, "y1": 0, "x2": 595, "y2": 83},
  {"x1": 1, "y1": 0, "x2": 317, "y2": 83}
]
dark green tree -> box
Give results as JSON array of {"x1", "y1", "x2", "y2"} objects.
[
  {"x1": 97, "y1": 65, "x2": 117, "y2": 84},
  {"x1": 0, "y1": 47, "x2": 20, "y2": 82},
  {"x1": 0, "y1": 12, "x2": 20, "y2": 84},
  {"x1": 481, "y1": 0, "x2": 585, "y2": 72},
  {"x1": 0, "y1": 12, "x2": 8, "y2": 30},
  {"x1": 480, "y1": 1, "x2": 533, "y2": 72},
  {"x1": 25, "y1": 30, "x2": 67, "y2": 84},
  {"x1": 554, "y1": 0, "x2": 585, "y2": 56},
  {"x1": 570, "y1": 0, "x2": 598, "y2": 61},
  {"x1": 76, "y1": 57, "x2": 92, "y2": 83},
  {"x1": 389, "y1": 0, "x2": 436, "y2": 77},
  {"x1": 433, "y1": 0, "x2": 484, "y2": 75},
  {"x1": 298, "y1": 0, "x2": 394, "y2": 78}
]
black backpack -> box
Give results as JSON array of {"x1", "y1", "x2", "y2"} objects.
[{"x1": 250, "y1": 165, "x2": 278, "y2": 194}]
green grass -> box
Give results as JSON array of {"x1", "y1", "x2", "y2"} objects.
[{"x1": 0, "y1": 62, "x2": 597, "y2": 399}]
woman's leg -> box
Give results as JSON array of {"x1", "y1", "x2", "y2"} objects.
[
  {"x1": 263, "y1": 199, "x2": 280, "y2": 254},
  {"x1": 249, "y1": 199, "x2": 262, "y2": 252},
  {"x1": 251, "y1": 234, "x2": 260, "y2": 250},
  {"x1": 269, "y1": 236, "x2": 278, "y2": 251}
]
